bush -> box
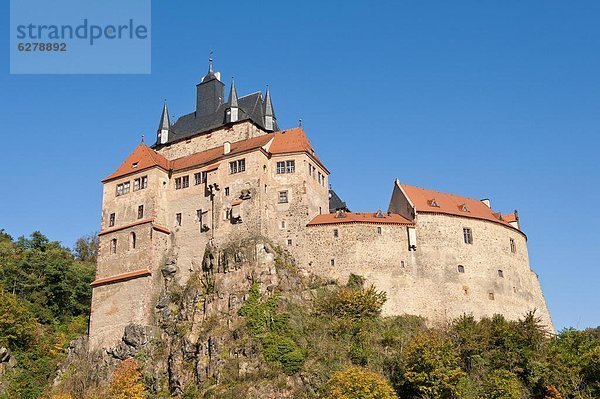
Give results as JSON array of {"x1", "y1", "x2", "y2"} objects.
[
  {"x1": 108, "y1": 359, "x2": 147, "y2": 399},
  {"x1": 327, "y1": 366, "x2": 397, "y2": 399},
  {"x1": 481, "y1": 369, "x2": 525, "y2": 399}
]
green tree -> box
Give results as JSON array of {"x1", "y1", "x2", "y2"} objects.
[{"x1": 0, "y1": 291, "x2": 37, "y2": 348}]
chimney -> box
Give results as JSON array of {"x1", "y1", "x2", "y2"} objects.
[
  {"x1": 481, "y1": 198, "x2": 491, "y2": 208},
  {"x1": 224, "y1": 141, "x2": 231, "y2": 155}
]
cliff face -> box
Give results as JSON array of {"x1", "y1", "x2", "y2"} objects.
[{"x1": 58, "y1": 237, "x2": 331, "y2": 398}]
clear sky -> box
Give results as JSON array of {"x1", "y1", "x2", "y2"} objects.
[{"x1": 0, "y1": 0, "x2": 598, "y2": 331}]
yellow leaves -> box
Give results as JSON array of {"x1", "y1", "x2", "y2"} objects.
[
  {"x1": 327, "y1": 366, "x2": 398, "y2": 399},
  {"x1": 108, "y1": 358, "x2": 147, "y2": 399}
]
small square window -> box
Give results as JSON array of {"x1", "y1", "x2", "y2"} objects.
[
  {"x1": 510, "y1": 238, "x2": 516, "y2": 253},
  {"x1": 457, "y1": 265, "x2": 465, "y2": 273},
  {"x1": 176, "y1": 213, "x2": 182, "y2": 226},
  {"x1": 498, "y1": 270, "x2": 504, "y2": 278},
  {"x1": 278, "y1": 191, "x2": 288, "y2": 203},
  {"x1": 281, "y1": 220, "x2": 286, "y2": 229},
  {"x1": 111, "y1": 239, "x2": 117, "y2": 254},
  {"x1": 225, "y1": 187, "x2": 230, "y2": 196},
  {"x1": 196, "y1": 209, "x2": 203, "y2": 223},
  {"x1": 137, "y1": 205, "x2": 144, "y2": 219},
  {"x1": 287, "y1": 239, "x2": 293, "y2": 246},
  {"x1": 488, "y1": 292, "x2": 495, "y2": 301},
  {"x1": 400, "y1": 260, "x2": 405, "y2": 268},
  {"x1": 377, "y1": 226, "x2": 382, "y2": 235},
  {"x1": 333, "y1": 229, "x2": 339, "y2": 238},
  {"x1": 276, "y1": 161, "x2": 286, "y2": 174},
  {"x1": 330, "y1": 259, "x2": 335, "y2": 266},
  {"x1": 109, "y1": 213, "x2": 115, "y2": 227},
  {"x1": 286, "y1": 160, "x2": 295, "y2": 173}
]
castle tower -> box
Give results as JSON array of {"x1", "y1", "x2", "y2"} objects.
[{"x1": 196, "y1": 53, "x2": 224, "y2": 117}]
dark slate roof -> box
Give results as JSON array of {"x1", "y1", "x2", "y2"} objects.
[
  {"x1": 163, "y1": 92, "x2": 278, "y2": 145},
  {"x1": 329, "y1": 189, "x2": 349, "y2": 213}
]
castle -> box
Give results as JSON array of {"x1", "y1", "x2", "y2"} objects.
[{"x1": 89, "y1": 60, "x2": 553, "y2": 350}]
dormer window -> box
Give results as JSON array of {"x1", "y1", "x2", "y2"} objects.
[
  {"x1": 132, "y1": 162, "x2": 139, "y2": 168},
  {"x1": 460, "y1": 204, "x2": 469, "y2": 212},
  {"x1": 375, "y1": 210, "x2": 384, "y2": 218},
  {"x1": 335, "y1": 210, "x2": 346, "y2": 218},
  {"x1": 429, "y1": 199, "x2": 439, "y2": 207}
]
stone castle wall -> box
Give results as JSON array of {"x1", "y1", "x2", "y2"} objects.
[{"x1": 302, "y1": 213, "x2": 553, "y2": 330}]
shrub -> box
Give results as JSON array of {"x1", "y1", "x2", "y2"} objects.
[
  {"x1": 108, "y1": 359, "x2": 147, "y2": 399},
  {"x1": 327, "y1": 366, "x2": 397, "y2": 399}
]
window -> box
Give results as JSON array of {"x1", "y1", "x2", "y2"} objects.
[
  {"x1": 276, "y1": 161, "x2": 286, "y2": 174},
  {"x1": 196, "y1": 209, "x2": 203, "y2": 223},
  {"x1": 182, "y1": 175, "x2": 189, "y2": 188},
  {"x1": 488, "y1": 292, "x2": 495, "y2": 301},
  {"x1": 510, "y1": 238, "x2": 516, "y2": 253},
  {"x1": 229, "y1": 159, "x2": 246, "y2": 174},
  {"x1": 194, "y1": 172, "x2": 207, "y2": 185},
  {"x1": 137, "y1": 205, "x2": 144, "y2": 219},
  {"x1": 133, "y1": 176, "x2": 147, "y2": 191},
  {"x1": 176, "y1": 213, "x2": 182, "y2": 226},
  {"x1": 130, "y1": 232, "x2": 136, "y2": 250},
  {"x1": 330, "y1": 259, "x2": 335, "y2": 266},
  {"x1": 224, "y1": 187, "x2": 230, "y2": 196},
  {"x1": 463, "y1": 228, "x2": 473, "y2": 244},
  {"x1": 457, "y1": 265, "x2": 465, "y2": 273},
  {"x1": 281, "y1": 220, "x2": 286, "y2": 229},
  {"x1": 286, "y1": 160, "x2": 295, "y2": 173},
  {"x1": 287, "y1": 239, "x2": 293, "y2": 246},
  {"x1": 109, "y1": 213, "x2": 115, "y2": 227},
  {"x1": 333, "y1": 229, "x2": 339, "y2": 238},
  {"x1": 498, "y1": 270, "x2": 504, "y2": 278},
  {"x1": 276, "y1": 160, "x2": 295, "y2": 174},
  {"x1": 175, "y1": 177, "x2": 182, "y2": 190},
  {"x1": 377, "y1": 227, "x2": 382, "y2": 235},
  {"x1": 401, "y1": 260, "x2": 405, "y2": 268},
  {"x1": 308, "y1": 163, "x2": 312, "y2": 176},
  {"x1": 111, "y1": 239, "x2": 117, "y2": 254},
  {"x1": 116, "y1": 181, "x2": 130, "y2": 196},
  {"x1": 278, "y1": 191, "x2": 288, "y2": 203}
]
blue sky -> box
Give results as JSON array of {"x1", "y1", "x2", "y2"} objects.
[{"x1": 0, "y1": 0, "x2": 598, "y2": 330}]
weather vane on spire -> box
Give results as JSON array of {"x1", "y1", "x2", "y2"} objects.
[{"x1": 208, "y1": 50, "x2": 213, "y2": 73}]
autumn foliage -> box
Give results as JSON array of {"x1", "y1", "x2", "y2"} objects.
[
  {"x1": 107, "y1": 359, "x2": 147, "y2": 399},
  {"x1": 327, "y1": 366, "x2": 398, "y2": 399}
]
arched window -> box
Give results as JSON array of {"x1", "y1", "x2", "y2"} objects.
[
  {"x1": 457, "y1": 265, "x2": 465, "y2": 273},
  {"x1": 130, "y1": 232, "x2": 136, "y2": 250},
  {"x1": 111, "y1": 238, "x2": 117, "y2": 254},
  {"x1": 498, "y1": 269, "x2": 504, "y2": 278}
]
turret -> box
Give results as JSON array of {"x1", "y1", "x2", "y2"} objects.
[
  {"x1": 264, "y1": 85, "x2": 276, "y2": 131},
  {"x1": 225, "y1": 78, "x2": 239, "y2": 123},
  {"x1": 196, "y1": 52, "x2": 224, "y2": 116},
  {"x1": 157, "y1": 100, "x2": 170, "y2": 144}
]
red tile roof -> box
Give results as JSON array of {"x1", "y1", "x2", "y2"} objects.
[
  {"x1": 91, "y1": 268, "x2": 151, "y2": 287},
  {"x1": 399, "y1": 183, "x2": 516, "y2": 229},
  {"x1": 502, "y1": 213, "x2": 518, "y2": 223},
  {"x1": 270, "y1": 128, "x2": 328, "y2": 172},
  {"x1": 307, "y1": 211, "x2": 414, "y2": 226},
  {"x1": 102, "y1": 143, "x2": 170, "y2": 182},
  {"x1": 171, "y1": 134, "x2": 272, "y2": 171},
  {"x1": 104, "y1": 128, "x2": 327, "y2": 182}
]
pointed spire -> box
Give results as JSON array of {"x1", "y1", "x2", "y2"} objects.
[
  {"x1": 264, "y1": 85, "x2": 274, "y2": 117},
  {"x1": 159, "y1": 99, "x2": 170, "y2": 131},
  {"x1": 228, "y1": 77, "x2": 238, "y2": 107},
  {"x1": 208, "y1": 50, "x2": 213, "y2": 74},
  {"x1": 263, "y1": 85, "x2": 276, "y2": 131},
  {"x1": 157, "y1": 100, "x2": 170, "y2": 145}
]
